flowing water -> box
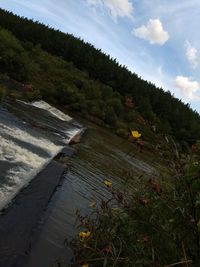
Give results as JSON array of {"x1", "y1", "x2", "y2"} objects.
[{"x1": 0, "y1": 99, "x2": 82, "y2": 211}]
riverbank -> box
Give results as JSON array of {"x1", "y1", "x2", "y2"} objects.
[
  {"x1": 0, "y1": 146, "x2": 75, "y2": 267},
  {"x1": 0, "y1": 98, "x2": 172, "y2": 267},
  {"x1": 26, "y1": 117, "x2": 172, "y2": 267}
]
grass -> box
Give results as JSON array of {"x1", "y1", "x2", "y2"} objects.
[{"x1": 67, "y1": 149, "x2": 200, "y2": 267}]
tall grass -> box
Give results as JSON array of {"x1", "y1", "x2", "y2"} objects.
[{"x1": 68, "y1": 151, "x2": 200, "y2": 267}]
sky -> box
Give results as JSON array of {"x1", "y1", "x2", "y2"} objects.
[{"x1": 0, "y1": 0, "x2": 200, "y2": 113}]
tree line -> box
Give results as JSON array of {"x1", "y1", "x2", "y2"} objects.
[{"x1": 0, "y1": 8, "x2": 200, "y2": 142}]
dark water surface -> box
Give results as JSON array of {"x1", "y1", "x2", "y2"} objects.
[
  {"x1": 0, "y1": 99, "x2": 82, "y2": 267},
  {"x1": 27, "y1": 118, "x2": 164, "y2": 267},
  {"x1": 0, "y1": 100, "x2": 167, "y2": 267},
  {"x1": 0, "y1": 160, "x2": 65, "y2": 267}
]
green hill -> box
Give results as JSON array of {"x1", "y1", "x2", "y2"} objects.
[{"x1": 0, "y1": 8, "x2": 200, "y2": 144}]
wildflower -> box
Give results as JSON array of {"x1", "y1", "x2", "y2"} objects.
[
  {"x1": 142, "y1": 235, "x2": 150, "y2": 244},
  {"x1": 89, "y1": 201, "x2": 96, "y2": 208},
  {"x1": 131, "y1": 130, "x2": 141, "y2": 139},
  {"x1": 148, "y1": 178, "x2": 162, "y2": 196},
  {"x1": 104, "y1": 180, "x2": 112, "y2": 187},
  {"x1": 82, "y1": 264, "x2": 89, "y2": 267},
  {"x1": 116, "y1": 191, "x2": 124, "y2": 203},
  {"x1": 79, "y1": 231, "x2": 91, "y2": 240},
  {"x1": 137, "y1": 235, "x2": 151, "y2": 244},
  {"x1": 139, "y1": 198, "x2": 149, "y2": 207}
]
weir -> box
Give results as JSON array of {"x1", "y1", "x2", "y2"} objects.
[
  {"x1": 0, "y1": 99, "x2": 83, "y2": 211},
  {"x1": 0, "y1": 99, "x2": 83, "y2": 266}
]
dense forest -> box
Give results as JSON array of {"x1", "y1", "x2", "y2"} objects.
[{"x1": 0, "y1": 8, "x2": 200, "y2": 143}]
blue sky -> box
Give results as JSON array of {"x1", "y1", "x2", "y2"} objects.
[{"x1": 0, "y1": 0, "x2": 200, "y2": 112}]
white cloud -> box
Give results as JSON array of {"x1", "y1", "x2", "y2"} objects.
[
  {"x1": 185, "y1": 41, "x2": 198, "y2": 68},
  {"x1": 175, "y1": 76, "x2": 200, "y2": 100},
  {"x1": 86, "y1": 0, "x2": 134, "y2": 21},
  {"x1": 133, "y1": 19, "x2": 169, "y2": 45}
]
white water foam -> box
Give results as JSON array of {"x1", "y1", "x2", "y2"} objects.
[
  {"x1": 0, "y1": 122, "x2": 62, "y2": 153},
  {"x1": 16, "y1": 99, "x2": 82, "y2": 143},
  {"x1": 0, "y1": 124, "x2": 63, "y2": 210},
  {"x1": 31, "y1": 100, "x2": 72, "y2": 121},
  {"x1": 0, "y1": 101, "x2": 82, "y2": 210}
]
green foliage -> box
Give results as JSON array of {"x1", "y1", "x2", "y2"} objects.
[{"x1": 0, "y1": 27, "x2": 32, "y2": 81}]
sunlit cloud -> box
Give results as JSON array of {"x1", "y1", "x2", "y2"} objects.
[
  {"x1": 133, "y1": 19, "x2": 169, "y2": 45},
  {"x1": 175, "y1": 76, "x2": 200, "y2": 100}
]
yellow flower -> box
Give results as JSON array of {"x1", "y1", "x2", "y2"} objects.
[
  {"x1": 131, "y1": 130, "x2": 141, "y2": 139},
  {"x1": 104, "y1": 180, "x2": 112, "y2": 187},
  {"x1": 89, "y1": 201, "x2": 96, "y2": 208},
  {"x1": 82, "y1": 264, "x2": 89, "y2": 267},
  {"x1": 79, "y1": 231, "x2": 91, "y2": 240}
]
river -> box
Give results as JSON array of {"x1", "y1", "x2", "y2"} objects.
[
  {"x1": 0, "y1": 99, "x2": 167, "y2": 267},
  {"x1": 26, "y1": 114, "x2": 166, "y2": 267}
]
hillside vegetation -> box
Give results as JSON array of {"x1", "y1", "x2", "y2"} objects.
[{"x1": 0, "y1": 8, "x2": 200, "y2": 145}]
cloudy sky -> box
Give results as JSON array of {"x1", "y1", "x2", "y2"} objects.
[{"x1": 0, "y1": 0, "x2": 200, "y2": 112}]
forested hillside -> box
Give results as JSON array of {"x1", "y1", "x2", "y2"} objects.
[{"x1": 0, "y1": 8, "x2": 200, "y2": 142}]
